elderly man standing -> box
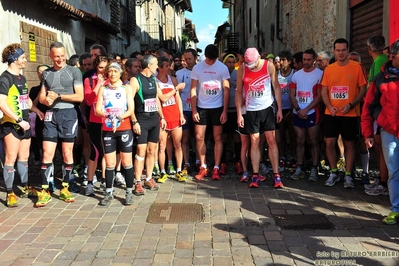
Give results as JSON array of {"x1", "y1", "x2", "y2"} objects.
[{"x1": 361, "y1": 39, "x2": 399, "y2": 224}]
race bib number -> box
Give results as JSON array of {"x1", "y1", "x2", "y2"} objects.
[
  {"x1": 251, "y1": 91, "x2": 264, "y2": 98},
  {"x1": 44, "y1": 111, "x2": 53, "y2": 122},
  {"x1": 185, "y1": 98, "x2": 192, "y2": 111},
  {"x1": 331, "y1": 86, "x2": 349, "y2": 100},
  {"x1": 203, "y1": 82, "x2": 219, "y2": 96},
  {"x1": 298, "y1": 91, "x2": 311, "y2": 103},
  {"x1": 162, "y1": 96, "x2": 176, "y2": 107},
  {"x1": 144, "y1": 98, "x2": 158, "y2": 112},
  {"x1": 280, "y1": 83, "x2": 290, "y2": 95},
  {"x1": 249, "y1": 84, "x2": 265, "y2": 98},
  {"x1": 19, "y1": 95, "x2": 29, "y2": 110},
  {"x1": 105, "y1": 107, "x2": 123, "y2": 116}
]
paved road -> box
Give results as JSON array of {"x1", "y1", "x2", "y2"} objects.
[{"x1": 0, "y1": 167, "x2": 398, "y2": 266}]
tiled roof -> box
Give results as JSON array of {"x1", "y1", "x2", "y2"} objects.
[{"x1": 41, "y1": 0, "x2": 84, "y2": 20}]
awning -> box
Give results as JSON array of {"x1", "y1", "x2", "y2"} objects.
[
  {"x1": 80, "y1": 10, "x2": 120, "y2": 35},
  {"x1": 174, "y1": 0, "x2": 193, "y2": 12},
  {"x1": 40, "y1": 0, "x2": 84, "y2": 20}
]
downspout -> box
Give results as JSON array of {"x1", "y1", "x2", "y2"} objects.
[
  {"x1": 125, "y1": 0, "x2": 131, "y2": 48},
  {"x1": 276, "y1": 0, "x2": 283, "y2": 42}
]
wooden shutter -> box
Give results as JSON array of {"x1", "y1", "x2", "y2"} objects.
[{"x1": 350, "y1": 0, "x2": 384, "y2": 73}]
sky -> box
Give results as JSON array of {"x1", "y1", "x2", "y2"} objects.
[{"x1": 185, "y1": 0, "x2": 229, "y2": 53}]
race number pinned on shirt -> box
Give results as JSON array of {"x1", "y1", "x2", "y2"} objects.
[
  {"x1": 162, "y1": 96, "x2": 176, "y2": 107},
  {"x1": 249, "y1": 84, "x2": 265, "y2": 98},
  {"x1": 144, "y1": 98, "x2": 158, "y2": 112},
  {"x1": 185, "y1": 98, "x2": 192, "y2": 111},
  {"x1": 203, "y1": 82, "x2": 220, "y2": 96},
  {"x1": 331, "y1": 86, "x2": 349, "y2": 100},
  {"x1": 19, "y1": 95, "x2": 29, "y2": 110},
  {"x1": 298, "y1": 91, "x2": 311, "y2": 103},
  {"x1": 280, "y1": 83, "x2": 290, "y2": 95},
  {"x1": 44, "y1": 111, "x2": 53, "y2": 122}
]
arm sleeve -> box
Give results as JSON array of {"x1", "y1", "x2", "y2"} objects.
[
  {"x1": 84, "y1": 77, "x2": 97, "y2": 106},
  {"x1": 361, "y1": 81, "x2": 377, "y2": 138},
  {"x1": 0, "y1": 76, "x2": 10, "y2": 96}
]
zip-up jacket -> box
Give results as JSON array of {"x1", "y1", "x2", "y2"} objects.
[{"x1": 361, "y1": 61, "x2": 399, "y2": 138}]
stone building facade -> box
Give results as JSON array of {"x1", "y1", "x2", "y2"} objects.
[{"x1": 220, "y1": 0, "x2": 397, "y2": 72}]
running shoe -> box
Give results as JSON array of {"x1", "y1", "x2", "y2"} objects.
[
  {"x1": 168, "y1": 164, "x2": 176, "y2": 175},
  {"x1": 144, "y1": 179, "x2": 159, "y2": 191},
  {"x1": 175, "y1": 171, "x2": 187, "y2": 182},
  {"x1": 157, "y1": 173, "x2": 168, "y2": 183},
  {"x1": 153, "y1": 164, "x2": 160, "y2": 177},
  {"x1": 133, "y1": 182, "x2": 145, "y2": 196},
  {"x1": 248, "y1": 175, "x2": 259, "y2": 188},
  {"x1": 258, "y1": 174, "x2": 267, "y2": 182},
  {"x1": 364, "y1": 178, "x2": 380, "y2": 190},
  {"x1": 35, "y1": 190, "x2": 52, "y2": 207},
  {"x1": 248, "y1": 175, "x2": 260, "y2": 188},
  {"x1": 273, "y1": 174, "x2": 284, "y2": 188},
  {"x1": 220, "y1": 163, "x2": 227, "y2": 175},
  {"x1": 72, "y1": 164, "x2": 84, "y2": 178},
  {"x1": 85, "y1": 183, "x2": 95, "y2": 196},
  {"x1": 59, "y1": 187, "x2": 75, "y2": 202},
  {"x1": 235, "y1": 161, "x2": 244, "y2": 175},
  {"x1": 382, "y1": 211, "x2": 399, "y2": 225},
  {"x1": 325, "y1": 172, "x2": 339, "y2": 187},
  {"x1": 240, "y1": 171, "x2": 249, "y2": 183},
  {"x1": 343, "y1": 175, "x2": 354, "y2": 189},
  {"x1": 360, "y1": 172, "x2": 370, "y2": 184},
  {"x1": 115, "y1": 172, "x2": 126, "y2": 186},
  {"x1": 289, "y1": 166, "x2": 305, "y2": 180},
  {"x1": 365, "y1": 185, "x2": 389, "y2": 196},
  {"x1": 182, "y1": 164, "x2": 190, "y2": 176},
  {"x1": 68, "y1": 178, "x2": 80, "y2": 193},
  {"x1": 7, "y1": 192, "x2": 18, "y2": 207},
  {"x1": 211, "y1": 168, "x2": 221, "y2": 180},
  {"x1": 308, "y1": 167, "x2": 318, "y2": 182},
  {"x1": 125, "y1": 191, "x2": 134, "y2": 205},
  {"x1": 100, "y1": 192, "x2": 114, "y2": 206},
  {"x1": 195, "y1": 167, "x2": 208, "y2": 181},
  {"x1": 20, "y1": 186, "x2": 39, "y2": 198}
]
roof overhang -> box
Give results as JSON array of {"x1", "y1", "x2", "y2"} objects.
[
  {"x1": 214, "y1": 22, "x2": 230, "y2": 44},
  {"x1": 40, "y1": 0, "x2": 84, "y2": 20},
  {"x1": 174, "y1": 0, "x2": 193, "y2": 12},
  {"x1": 80, "y1": 10, "x2": 120, "y2": 35}
]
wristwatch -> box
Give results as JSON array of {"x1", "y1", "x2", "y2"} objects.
[
  {"x1": 57, "y1": 93, "x2": 61, "y2": 101},
  {"x1": 16, "y1": 117, "x2": 23, "y2": 123},
  {"x1": 295, "y1": 107, "x2": 301, "y2": 111},
  {"x1": 132, "y1": 120, "x2": 138, "y2": 125}
]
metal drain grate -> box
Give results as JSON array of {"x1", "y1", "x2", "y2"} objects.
[
  {"x1": 147, "y1": 203, "x2": 204, "y2": 224},
  {"x1": 274, "y1": 214, "x2": 334, "y2": 230}
]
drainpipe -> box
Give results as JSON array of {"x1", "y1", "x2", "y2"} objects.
[{"x1": 276, "y1": 0, "x2": 283, "y2": 42}]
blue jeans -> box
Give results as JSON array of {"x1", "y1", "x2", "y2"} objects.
[{"x1": 381, "y1": 130, "x2": 399, "y2": 212}]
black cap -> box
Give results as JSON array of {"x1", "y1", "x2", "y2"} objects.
[{"x1": 238, "y1": 47, "x2": 247, "y2": 56}]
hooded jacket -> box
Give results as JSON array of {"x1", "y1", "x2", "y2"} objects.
[{"x1": 361, "y1": 60, "x2": 399, "y2": 138}]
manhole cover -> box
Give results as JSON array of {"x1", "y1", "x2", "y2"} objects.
[
  {"x1": 147, "y1": 203, "x2": 204, "y2": 224},
  {"x1": 274, "y1": 214, "x2": 334, "y2": 230}
]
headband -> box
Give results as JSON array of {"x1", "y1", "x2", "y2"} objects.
[
  {"x1": 107, "y1": 62, "x2": 123, "y2": 73},
  {"x1": 223, "y1": 54, "x2": 236, "y2": 64},
  {"x1": 6, "y1": 48, "x2": 24, "y2": 64}
]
